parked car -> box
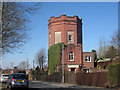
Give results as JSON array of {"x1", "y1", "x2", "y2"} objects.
[
  {"x1": 1, "y1": 74, "x2": 9, "y2": 82},
  {"x1": 7, "y1": 73, "x2": 29, "y2": 89}
]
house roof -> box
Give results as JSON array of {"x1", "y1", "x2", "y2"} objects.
[{"x1": 97, "y1": 58, "x2": 111, "y2": 62}]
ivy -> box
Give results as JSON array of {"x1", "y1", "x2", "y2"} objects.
[{"x1": 48, "y1": 43, "x2": 65, "y2": 75}]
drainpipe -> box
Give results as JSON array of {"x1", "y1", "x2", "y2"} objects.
[{"x1": 62, "y1": 44, "x2": 64, "y2": 83}]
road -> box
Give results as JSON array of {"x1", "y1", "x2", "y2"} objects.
[{"x1": 1, "y1": 80, "x2": 116, "y2": 90}]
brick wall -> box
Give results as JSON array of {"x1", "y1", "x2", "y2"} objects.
[
  {"x1": 60, "y1": 44, "x2": 83, "y2": 71},
  {"x1": 48, "y1": 15, "x2": 82, "y2": 47},
  {"x1": 83, "y1": 52, "x2": 94, "y2": 68}
]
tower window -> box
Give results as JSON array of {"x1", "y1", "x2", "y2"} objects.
[
  {"x1": 69, "y1": 52, "x2": 74, "y2": 61},
  {"x1": 69, "y1": 35, "x2": 72, "y2": 41}
]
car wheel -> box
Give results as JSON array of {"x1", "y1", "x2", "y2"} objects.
[
  {"x1": 10, "y1": 87, "x2": 14, "y2": 90},
  {"x1": 8, "y1": 84, "x2": 13, "y2": 90},
  {"x1": 7, "y1": 85, "x2": 9, "y2": 89}
]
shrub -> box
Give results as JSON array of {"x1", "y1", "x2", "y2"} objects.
[{"x1": 108, "y1": 63, "x2": 120, "y2": 87}]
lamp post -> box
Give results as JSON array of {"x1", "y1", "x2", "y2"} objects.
[{"x1": 62, "y1": 44, "x2": 64, "y2": 83}]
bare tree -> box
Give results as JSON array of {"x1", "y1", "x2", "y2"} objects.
[
  {"x1": 105, "y1": 45, "x2": 118, "y2": 59},
  {"x1": 2, "y1": 2, "x2": 40, "y2": 54},
  {"x1": 97, "y1": 38, "x2": 109, "y2": 58},
  {"x1": 35, "y1": 48, "x2": 47, "y2": 70},
  {"x1": 111, "y1": 31, "x2": 120, "y2": 48},
  {"x1": 17, "y1": 61, "x2": 28, "y2": 70},
  {"x1": 97, "y1": 31, "x2": 119, "y2": 59}
]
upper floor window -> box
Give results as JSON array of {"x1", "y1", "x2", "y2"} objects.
[
  {"x1": 67, "y1": 31, "x2": 74, "y2": 44},
  {"x1": 69, "y1": 52, "x2": 74, "y2": 61},
  {"x1": 85, "y1": 56, "x2": 91, "y2": 62},
  {"x1": 55, "y1": 31, "x2": 61, "y2": 44},
  {"x1": 69, "y1": 35, "x2": 72, "y2": 41}
]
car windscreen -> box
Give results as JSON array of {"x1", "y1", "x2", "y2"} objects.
[
  {"x1": 3, "y1": 75, "x2": 9, "y2": 77},
  {"x1": 13, "y1": 74, "x2": 27, "y2": 79}
]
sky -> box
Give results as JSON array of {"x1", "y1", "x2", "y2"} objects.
[{"x1": 2, "y1": 2, "x2": 118, "y2": 69}]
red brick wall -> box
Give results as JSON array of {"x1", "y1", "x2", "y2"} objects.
[
  {"x1": 48, "y1": 15, "x2": 82, "y2": 47},
  {"x1": 61, "y1": 44, "x2": 83, "y2": 71},
  {"x1": 83, "y1": 52, "x2": 94, "y2": 68}
]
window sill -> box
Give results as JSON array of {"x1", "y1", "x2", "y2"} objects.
[
  {"x1": 69, "y1": 60, "x2": 74, "y2": 61},
  {"x1": 85, "y1": 61, "x2": 91, "y2": 63}
]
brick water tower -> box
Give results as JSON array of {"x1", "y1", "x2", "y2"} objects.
[{"x1": 48, "y1": 15, "x2": 94, "y2": 72}]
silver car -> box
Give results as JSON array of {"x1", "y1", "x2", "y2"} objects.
[
  {"x1": 1, "y1": 74, "x2": 9, "y2": 82},
  {"x1": 7, "y1": 73, "x2": 29, "y2": 89}
]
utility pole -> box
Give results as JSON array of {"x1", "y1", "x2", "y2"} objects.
[
  {"x1": 62, "y1": 44, "x2": 64, "y2": 83},
  {"x1": 11, "y1": 62, "x2": 14, "y2": 73},
  {"x1": 33, "y1": 60, "x2": 34, "y2": 69},
  {"x1": 27, "y1": 58, "x2": 29, "y2": 70},
  {"x1": 26, "y1": 58, "x2": 29, "y2": 75}
]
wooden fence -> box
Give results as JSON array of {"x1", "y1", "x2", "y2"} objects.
[
  {"x1": 65, "y1": 72, "x2": 108, "y2": 87},
  {"x1": 30, "y1": 71, "x2": 108, "y2": 87}
]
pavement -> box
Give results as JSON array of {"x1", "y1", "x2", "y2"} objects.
[{"x1": 31, "y1": 80, "x2": 117, "y2": 90}]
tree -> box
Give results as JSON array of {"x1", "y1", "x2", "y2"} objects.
[
  {"x1": 35, "y1": 48, "x2": 47, "y2": 70},
  {"x1": 97, "y1": 38, "x2": 109, "y2": 58},
  {"x1": 105, "y1": 45, "x2": 118, "y2": 60},
  {"x1": 92, "y1": 49, "x2": 97, "y2": 60},
  {"x1": 92, "y1": 49, "x2": 97, "y2": 67},
  {"x1": 111, "y1": 31, "x2": 120, "y2": 48},
  {"x1": 17, "y1": 61, "x2": 28, "y2": 70},
  {"x1": 110, "y1": 31, "x2": 120, "y2": 57},
  {"x1": 1, "y1": 2, "x2": 40, "y2": 54}
]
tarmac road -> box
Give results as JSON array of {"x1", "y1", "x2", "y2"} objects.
[{"x1": 1, "y1": 80, "x2": 117, "y2": 90}]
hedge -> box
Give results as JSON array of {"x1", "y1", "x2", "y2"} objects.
[{"x1": 108, "y1": 63, "x2": 120, "y2": 87}]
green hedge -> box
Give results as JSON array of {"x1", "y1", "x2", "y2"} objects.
[
  {"x1": 48, "y1": 43, "x2": 65, "y2": 75},
  {"x1": 108, "y1": 63, "x2": 120, "y2": 86}
]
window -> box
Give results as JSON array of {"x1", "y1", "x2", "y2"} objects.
[
  {"x1": 55, "y1": 31, "x2": 61, "y2": 44},
  {"x1": 69, "y1": 35, "x2": 72, "y2": 41},
  {"x1": 85, "y1": 56, "x2": 91, "y2": 62},
  {"x1": 67, "y1": 31, "x2": 74, "y2": 44},
  {"x1": 69, "y1": 52, "x2": 74, "y2": 61},
  {"x1": 71, "y1": 68, "x2": 75, "y2": 72}
]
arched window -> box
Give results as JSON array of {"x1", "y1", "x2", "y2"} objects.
[{"x1": 69, "y1": 52, "x2": 74, "y2": 61}]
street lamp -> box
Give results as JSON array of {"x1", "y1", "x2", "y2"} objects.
[{"x1": 62, "y1": 44, "x2": 64, "y2": 83}]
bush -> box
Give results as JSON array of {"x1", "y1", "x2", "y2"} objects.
[
  {"x1": 46, "y1": 72, "x2": 62, "y2": 82},
  {"x1": 31, "y1": 66, "x2": 48, "y2": 80},
  {"x1": 108, "y1": 63, "x2": 120, "y2": 87}
]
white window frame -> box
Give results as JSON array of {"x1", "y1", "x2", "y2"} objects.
[
  {"x1": 85, "y1": 56, "x2": 91, "y2": 62},
  {"x1": 69, "y1": 52, "x2": 74, "y2": 61}
]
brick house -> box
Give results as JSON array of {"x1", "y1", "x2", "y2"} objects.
[{"x1": 48, "y1": 15, "x2": 94, "y2": 73}]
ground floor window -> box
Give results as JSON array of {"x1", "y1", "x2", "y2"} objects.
[
  {"x1": 71, "y1": 68, "x2": 75, "y2": 72},
  {"x1": 69, "y1": 52, "x2": 74, "y2": 61}
]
